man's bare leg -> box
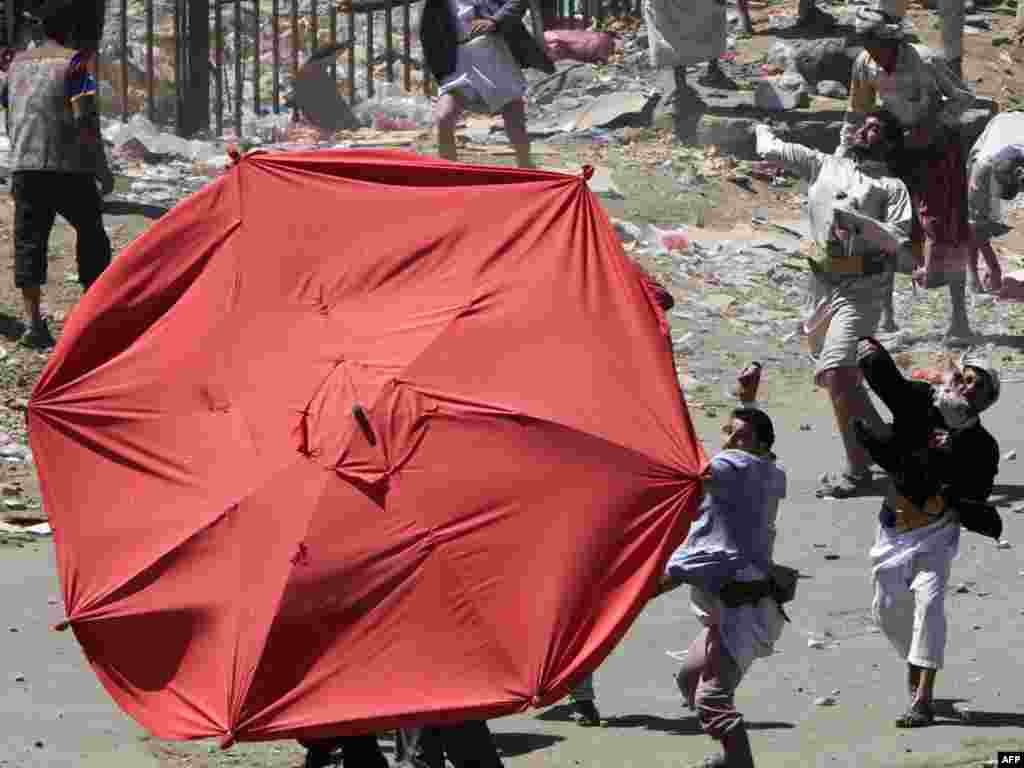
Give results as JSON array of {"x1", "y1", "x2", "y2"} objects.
[
  {"x1": 880, "y1": 270, "x2": 898, "y2": 332},
  {"x1": 22, "y1": 285, "x2": 43, "y2": 331},
  {"x1": 946, "y1": 273, "x2": 972, "y2": 341},
  {"x1": 912, "y1": 664, "x2": 937, "y2": 707},
  {"x1": 817, "y1": 367, "x2": 886, "y2": 496},
  {"x1": 435, "y1": 92, "x2": 463, "y2": 162},
  {"x1": 501, "y1": 98, "x2": 534, "y2": 169}
]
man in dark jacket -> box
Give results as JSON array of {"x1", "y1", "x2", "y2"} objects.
[
  {"x1": 420, "y1": 0, "x2": 554, "y2": 167},
  {"x1": 855, "y1": 337, "x2": 1000, "y2": 729}
]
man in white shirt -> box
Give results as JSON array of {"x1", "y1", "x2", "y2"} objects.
[{"x1": 965, "y1": 112, "x2": 1024, "y2": 294}]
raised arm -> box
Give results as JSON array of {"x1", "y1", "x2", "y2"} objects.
[
  {"x1": 754, "y1": 124, "x2": 825, "y2": 182},
  {"x1": 856, "y1": 337, "x2": 919, "y2": 413}
]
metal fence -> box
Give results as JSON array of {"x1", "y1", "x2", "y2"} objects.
[{"x1": 110, "y1": 0, "x2": 639, "y2": 137}]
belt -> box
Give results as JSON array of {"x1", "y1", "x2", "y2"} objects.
[
  {"x1": 880, "y1": 498, "x2": 940, "y2": 533},
  {"x1": 718, "y1": 578, "x2": 791, "y2": 622},
  {"x1": 808, "y1": 243, "x2": 887, "y2": 277}
]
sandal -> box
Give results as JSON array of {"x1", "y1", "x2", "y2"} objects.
[
  {"x1": 895, "y1": 702, "x2": 935, "y2": 728},
  {"x1": 690, "y1": 755, "x2": 728, "y2": 768},
  {"x1": 815, "y1": 471, "x2": 872, "y2": 499}
]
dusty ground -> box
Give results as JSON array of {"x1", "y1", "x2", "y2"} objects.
[{"x1": 2, "y1": 0, "x2": 1024, "y2": 764}]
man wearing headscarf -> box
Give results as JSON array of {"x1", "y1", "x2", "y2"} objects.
[
  {"x1": 839, "y1": 7, "x2": 976, "y2": 342},
  {"x1": 753, "y1": 113, "x2": 913, "y2": 499},
  {"x1": 855, "y1": 337, "x2": 1000, "y2": 728},
  {"x1": 965, "y1": 111, "x2": 1024, "y2": 294}
]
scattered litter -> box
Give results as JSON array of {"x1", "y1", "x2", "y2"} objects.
[
  {"x1": 954, "y1": 583, "x2": 971, "y2": 594},
  {"x1": 807, "y1": 637, "x2": 827, "y2": 649},
  {"x1": 799, "y1": 423, "x2": 812, "y2": 431},
  {"x1": 823, "y1": 553, "x2": 839, "y2": 560},
  {"x1": 1004, "y1": 450, "x2": 1017, "y2": 461},
  {"x1": 814, "y1": 696, "x2": 837, "y2": 706},
  {"x1": 665, "y1": 649, "x2": 689, "y2": 661},
  {"x1": 997, "y1": 540, "x2": 1013, "y2": 549}
]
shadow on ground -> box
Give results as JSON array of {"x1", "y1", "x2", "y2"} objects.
[
  {"x1": 989, "y1": 483, "x2": 1024, "y2": 506},
  {"x1": 929, "y1": 698, "x2": 1024, "y2": 728},
  {"x1": 598, "y1": 714, "x2": 795, "y2": 735},
  {"x1": 0, "y1": 312, "x2": 24, "y2": 341},
  {"x1": 492, "y1": 732, "x2": 566, "y2": 757}
]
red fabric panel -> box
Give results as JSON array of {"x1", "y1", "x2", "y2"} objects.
[{"x1": 28, "y1": 150, "x2": 704, "y2": 743}]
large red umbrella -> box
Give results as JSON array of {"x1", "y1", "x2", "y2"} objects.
[{"x1": 28, "y1": 150, "x2": 705, "y2": 746}]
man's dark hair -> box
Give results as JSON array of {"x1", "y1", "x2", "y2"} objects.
[
  {"x1": 732, "y1": 407, "x2": 775, "y2": 450},
  {"x1": 867, "y1": 109, "x2": 904, "y2": 148}
]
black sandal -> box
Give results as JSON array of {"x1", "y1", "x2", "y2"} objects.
[
  {"x1": 815, "y1": 471, "x2": 872, "y2": 499},
  {"x1": 895, "y1": 702, "x2": 935, "y2": 728}
]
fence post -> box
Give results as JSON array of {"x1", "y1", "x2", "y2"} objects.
[
  {"x1": 272, "y1": 0, "x2": 280, "y2": 112},
  {"x1": 347, "y1": 0, "x2": 356, "y2": 104},
  {"x1": 385, "y1": 0, "x2": 394, "y2": 83},
  {"x1": 403, "y1": 0, "x2": 411, "y2": 92},
  {"x1": 146, "y1": 0, "x2": 154, "y2": 122},
  {"x1": 366, "y1": 10, "x2": 374, "y2": 98},
  {"x1": 254, "y1": 0, "x2": 261, "y2": 115},
  {"x1": 234, "y1": 0, "x2": 242, "y2": 137},
  {"x1": 215, "y1": 0, "x2": 223, "y2": 136}
]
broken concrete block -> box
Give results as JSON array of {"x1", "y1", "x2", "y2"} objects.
[
  {"x1": 696, "y1": 115, "x2": 758, "y2": 156},
  {"x1": 816, "y1": 80, "x2": 848, "y2": 99},
  {"x1": 755, "y1": 76, "x2": 810, "y2": 112}
]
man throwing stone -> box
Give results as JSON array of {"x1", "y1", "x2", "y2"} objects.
[
  {"x1": 855, "y1": 337, "x2": 1000, "y2": 727},
  {"x1": 754, "y1": 114, "x2": 912, "y2": 498}
]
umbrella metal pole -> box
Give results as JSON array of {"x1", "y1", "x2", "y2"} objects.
[
  {"x1": 234, "y1": 0, "x2": 242, "y2": 138},
  {"x1": 272, "y1": 0, "x2": 280, "y2": 112}
]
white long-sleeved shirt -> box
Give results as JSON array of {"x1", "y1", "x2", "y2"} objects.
[
  {"x1": 756, "y1": 128, "x2": 913, "y2": 272},
  {"x1": 966, "y1": 111, "x2": 1024, "y2": 226}
]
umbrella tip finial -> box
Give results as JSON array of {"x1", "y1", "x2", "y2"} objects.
[
  {"x1": 581, "y1": 165, "x2": 594, "y2": 181},
  {"x1": 219, "y1": 732, "x2": 236, "y2": 750},
  {"x1": 53, "y1": 620, "x2": 69, "y2": 632}
]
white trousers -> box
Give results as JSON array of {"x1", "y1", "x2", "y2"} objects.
[{"x1": 872, "y1": 548, "x2": 952, "y2": 669}]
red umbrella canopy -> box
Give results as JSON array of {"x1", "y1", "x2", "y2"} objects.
[{"x1": 28, "y1": 150, "x2": 705, "y2": 745}]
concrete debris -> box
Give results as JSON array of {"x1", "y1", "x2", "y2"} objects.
[{"x1": 814, "y1": 696, "x2": 837, "y2": 706}]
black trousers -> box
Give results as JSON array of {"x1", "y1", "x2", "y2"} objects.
[
  {"x1": 12, "y1": 170, "x2": 112, "y2": 290},
  {"x1": 298, "y1": 734, "x2": 388, "y2": 768},
  {"x1": 418, "y1": 721, "x2": 503, "y2": 768}
]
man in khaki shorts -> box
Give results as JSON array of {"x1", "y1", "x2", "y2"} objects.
[{"x1": 754, "y1": 113, "x2": 913, "y2": 498}]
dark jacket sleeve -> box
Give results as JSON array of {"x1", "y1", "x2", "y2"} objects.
[
  {"x1": 944, "y1": 426, "x2": 1000, "y2": 502},
  {"x1": 858, "y1": 342, "x2": 927, "y2": 416}
]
